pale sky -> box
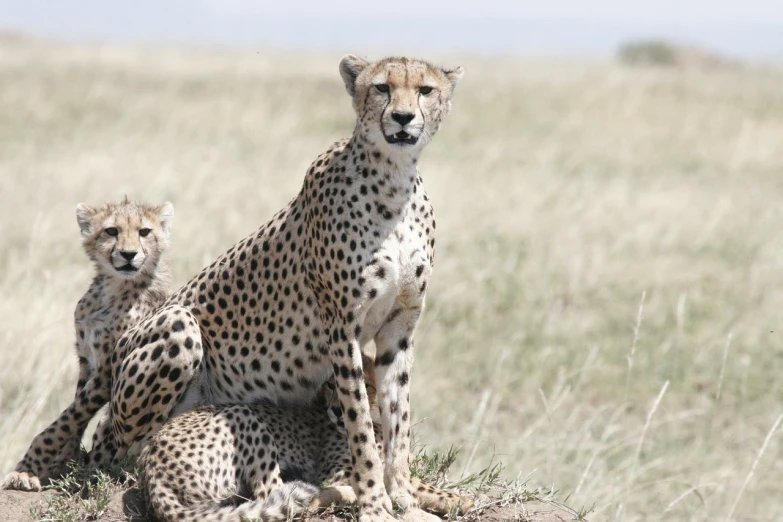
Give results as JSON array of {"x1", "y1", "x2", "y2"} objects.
[
  {"x1": 1, "y1": 0, "x2": 781, "y2": 57},
  {"x1": 205, "y1": 0, "x2": 783, "y2": 25}
]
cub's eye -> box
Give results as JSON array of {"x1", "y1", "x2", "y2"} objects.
[
  {"x1": 105, "y1": 227, "x2": 119, "y2": 237},
  {"x1": 419, "y1": 86, "x2": 434, "y2": 95},
  {"x1": 375, "y1": 83, "x2": 389, "y2": 93},
  {"x1": 139, "y1": 228, "x2": 152, "y2": 237}
]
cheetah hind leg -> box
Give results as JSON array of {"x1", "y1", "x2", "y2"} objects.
[
  {"x1": 411, "y1": 477, "x2": 474, "y2": 516},
  {"x1": 109, "y1": 305, "x2": 204, "y2": 461}
]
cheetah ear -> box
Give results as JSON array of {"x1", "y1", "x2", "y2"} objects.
[
  {"x1": 339, "y1": 54, "x2": 369, "y2": 97},
  {"x1": 75, "y1": 203, "x2": 96, "y2": 237},
  {"x1": 442, "y1": 66, "x2": 464, "y2": 89},
  {"x1": 157, "y1": 202, "x2": 174, "y2": 238}
]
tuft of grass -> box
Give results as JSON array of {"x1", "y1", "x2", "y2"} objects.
[
  {"x1": 29, "y1": 458, "x2": 136, "y2": 522},
  {"x1": 450, "y1": 455, "x2": 504, "y2": 494},
  {"x1": 410, "y1": 444, "x2": 461, "y2": 487},
  {"x1": 411, "y1": 446, "x2": 584, "y2": 521}
]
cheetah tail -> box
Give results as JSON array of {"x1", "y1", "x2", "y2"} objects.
[
  {"x1": 145, "y1": 481, "x2": 320, "y2": 522},
  {"x1": 236, "y1": 481, "x2": 321, "y2": 521}
]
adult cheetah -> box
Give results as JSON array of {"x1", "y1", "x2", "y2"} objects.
[
  {"x1": 98, "y1": 55, "x2": 462, "y2": 522},
  {"x1": 139, "y1": 355, "x2": 472, "y2": 521},
  {"x1": 2, "y1": 197, "x2": 174, "y2": 491}
]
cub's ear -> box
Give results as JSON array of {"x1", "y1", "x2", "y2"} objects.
[
  {"x1": 339, "y1": 54, "x2": 369, "y2": 97},
  {"x1": 157, "y1": 202, "x2": 175, "y2": 238},
  {"x1": 75, "y1": 203, "x2": 96, "y2": 237},
  {"x1": 443, "y1": 66, "x2": 464, "y2": 89}
]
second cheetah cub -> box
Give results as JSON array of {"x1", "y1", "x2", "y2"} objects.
[{"x1": 2, "y1": 197, "x2": 174, "y2": 491}]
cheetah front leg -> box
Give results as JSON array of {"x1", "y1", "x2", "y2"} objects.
[
  {"x1": 2, "y1": 363, "x2": 110, "y2": 491},
  {"x1": 374, "y1": 305, "x2": 439, "y2": 522},
  {"x1": 58, "y1": 358, "x2": 94, "y2": 464},
  {"x1": 48, "y1": 357, "x2": 95, "y2": 469},
  {"x1": 328, "y1": 321, "x2": 396, "y2": 522}
]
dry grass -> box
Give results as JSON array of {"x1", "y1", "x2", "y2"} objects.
[{"x1": 1, "y1": 38, "x2": 782, "y2": 521}]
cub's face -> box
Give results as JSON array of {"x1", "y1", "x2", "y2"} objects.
[
  {"x1": 339, "y1": 55, "x2": 463, "y2": 154},
  {"x1": 76, "y1": 198, "x2": 173, "y2": 279}
]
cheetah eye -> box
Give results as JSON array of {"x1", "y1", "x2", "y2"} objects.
[
  {"x1": 105, "y1": 227, "x2": 119, "y2": 237},
  {"x1": 419, "y1": 86, "x2": 434, "y2": 95},
  {"x1": 139, "y1": 228, "x2": 152, "y2": 237},
  {"x1": 374, "y1": 83, "x2": 389, "y2": 94}
]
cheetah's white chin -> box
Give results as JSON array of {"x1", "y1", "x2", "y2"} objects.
[{"x1": 384, "y1": 130, "x2": 419, "y2": 145}]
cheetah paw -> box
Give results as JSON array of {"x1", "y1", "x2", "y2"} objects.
[
  {"x1": 358, "y1": 499, "x2": 397, "y2": 522},
  {"x1": 308, "y1": 485, "x2": 357, "y2": 509},
  {"x1": 2, "y1": 471, "x2": 42, "y2": 491},
  {"x1": 399, "y1": 507, "x2": 443, "y2": 522}
]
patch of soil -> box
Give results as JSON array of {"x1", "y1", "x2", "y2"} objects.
[{"x1": 0, "y1": 490, "x2": 42, "y2": 522}]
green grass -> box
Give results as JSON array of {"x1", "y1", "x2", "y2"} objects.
[
  {"x1": 0, "y1": 38, "x2": 782, "y2": 521},
  {"x1": 29, "y1": 456, "x2": 136, "y2": 522}
]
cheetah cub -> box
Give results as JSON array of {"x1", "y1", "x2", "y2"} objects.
[
  {"x1": 139, "y1": 355, "x2": 472, "y2": 522},
  {"x1": 2, "y1": 197, "x2": 174, "y2": 491}
]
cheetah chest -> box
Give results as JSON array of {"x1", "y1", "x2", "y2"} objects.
[
  {"x1": 357, "y1": 221, "x2": 432, "y2": 347},
  {"x1": 75, "y1": 308, "x2": 113, "y2": 372}
]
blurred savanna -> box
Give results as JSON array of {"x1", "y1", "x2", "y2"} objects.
[{"x1": 0, "y1": 30, "x2": 782, "y2": 521}]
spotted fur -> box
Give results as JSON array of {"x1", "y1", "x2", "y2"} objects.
[
  {"x1": 95, "y1": 55, "x2": 463, "y2": 522},
  {"x1": 2, "y1": 197, "x2": 174, "y2": 491},
  {"x1": 139, "y1": 356, "x2": 472, "y2": 522}
]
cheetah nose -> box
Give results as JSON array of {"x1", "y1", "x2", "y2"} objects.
[
  {"x1": 120, "y1": 250, "x2": 137, "y2": 261},
  {"x1": 391, "y1": 111, "x2": 415, "y2": 126}
]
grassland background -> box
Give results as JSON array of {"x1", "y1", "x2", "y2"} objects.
[{"x1": 0, "y1": 37, "x2": 782, "y2": 521}]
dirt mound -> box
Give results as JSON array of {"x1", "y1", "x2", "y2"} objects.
[
  {"x1": 0, "y1": 488, "x2": 144, "y2": 521},
  {"x1": 0, "y1": 490, "x2": 41, "y2": 522},
  {"x1": 0, "y1": 488, "x2": 581, "y2": 521}
]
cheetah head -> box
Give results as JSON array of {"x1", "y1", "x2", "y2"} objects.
[
  {"x1": 339, "y1": 55, "x2": 463, "y2": 154},
  {"x1": 75, "y1": 196, "x2": 174, "y2": 280}
]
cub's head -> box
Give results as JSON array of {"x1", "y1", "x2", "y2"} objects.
[
  {"x1": 339, "y1": 55, "x2": 463, "y2": 154},
  {"x1": 75, "y1": 197, "x2": 174, "y2": 280}
]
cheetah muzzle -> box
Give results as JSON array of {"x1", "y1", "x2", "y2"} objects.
[{"x1": 385, "y1": 130, "x2": 418, "y2": 146}]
